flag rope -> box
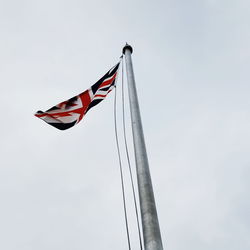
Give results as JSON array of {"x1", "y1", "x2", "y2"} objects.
[
  {"x1": 114, "y1": 59, "x2": 131, "y2": 250},
  {"x1": 121, "y1": 56, "x2": 144, "y2": 250},
  {"x1": 114, "y1": 56, "x2": 144, "y2": 250}
]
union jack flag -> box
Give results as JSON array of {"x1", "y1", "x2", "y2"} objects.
[{"x1": 35, "y1": 62, "x2": 120, "y2": 130}]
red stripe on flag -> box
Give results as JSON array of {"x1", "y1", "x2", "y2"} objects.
[
  {"x1": 99, "y1": 73, "x2": 117, "y2": 89},
  {"x1": 94, "y1": 94, "x2": 107, "y2": 98}
]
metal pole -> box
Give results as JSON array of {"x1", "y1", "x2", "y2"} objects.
[{"x1": 122, "y1": 44, "x2": 163, "y2": 250}]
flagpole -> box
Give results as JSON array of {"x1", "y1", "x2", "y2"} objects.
[{"x1": 122, "y1": 44, "x2": 163, "y2": 250}]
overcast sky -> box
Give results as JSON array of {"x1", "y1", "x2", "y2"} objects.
[{"x1": 0, "y1": 0, "x2": 249, "y2": 249}]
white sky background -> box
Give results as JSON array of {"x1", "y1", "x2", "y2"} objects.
[{"x1": 0, "y1": 0, "x2": 249, "y2": 249}]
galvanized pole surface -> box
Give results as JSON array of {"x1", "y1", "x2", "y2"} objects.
[{"x1": 122, "y1": 44, "x2": 163, "y2": 250}]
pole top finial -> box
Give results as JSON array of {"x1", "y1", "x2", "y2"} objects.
[{"x1": 122, "y1": 43, "x2": 133, "y2": 54}]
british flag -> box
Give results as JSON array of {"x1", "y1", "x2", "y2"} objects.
[{"x1": 35, "y1": 62, "x2": 120, "y2": 130}]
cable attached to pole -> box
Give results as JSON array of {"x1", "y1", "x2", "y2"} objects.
[
  {"x1": 121, "y1": 56, "x2": 144, "y2": 250},
  {"x1": 114, "y1": 55, "x2": 145, "y2": 250},
  {"x1": 114, "y1": 59, "x2": 131, "y2": 250}
]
